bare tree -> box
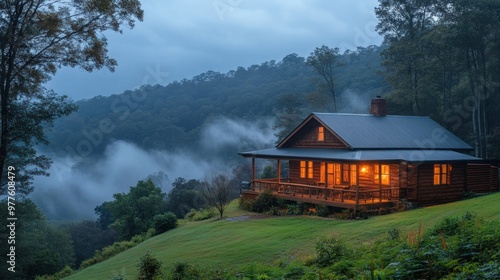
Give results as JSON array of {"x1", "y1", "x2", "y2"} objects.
[{"x1": 203, "y1": 174, "x2": 232, "y2": 220}]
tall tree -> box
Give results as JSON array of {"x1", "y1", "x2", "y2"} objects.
[
  {"x1": 375, "y1": 0, "x2": 437, "y2": 115},
  {"x1": 437, "y1": 0, "x2": 500, "y2": 158},
  {"x1": 306, "y1": 45, "x2": 341, "y2": 112},
  {"x1": 0, "y1": 0, "x2": 144, "y2": 195},
  {"x1": 98, "y1": 179, "x2": 168, "y2": 240}
]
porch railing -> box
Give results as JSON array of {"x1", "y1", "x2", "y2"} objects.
[{"x1": 248, "y1": 179, "x2": 400, "y2": 204}]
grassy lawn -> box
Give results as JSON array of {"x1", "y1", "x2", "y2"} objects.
[{"x1": 66, "y1": 193, "x2": 500, "y2": 279}]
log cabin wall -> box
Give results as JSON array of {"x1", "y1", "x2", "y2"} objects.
[
  {"x1": 492, "y1": 166, "x2": 499, "y2": 191},
  {"x1": 411, "y1": 163, "x2": 466, "y2": 206},
  {"x1": 285, "y1": 119, "x2": 347, "y2": 148},
  {"x1": 406, "y1": 164, "x2": 419, "y2": 201},
  {"x1": 467, "y1": 164, "x2": 499, "y2": 193},
  {"x1": 289, "y1": 160, "x2": 402, "y2": 190},
  {"x1": 289, "y1": 160, "x2": 321, "y2": 185}
]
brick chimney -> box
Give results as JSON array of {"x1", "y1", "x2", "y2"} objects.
[{"x1": 370, "y1": 96, "x2": 387, "y2": 116}]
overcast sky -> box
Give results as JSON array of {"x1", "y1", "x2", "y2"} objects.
[{"x1": 46, "y1": 0, "x2": 383, "y2": 101}]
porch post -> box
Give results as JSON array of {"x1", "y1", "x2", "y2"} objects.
[
  {"x1": 378, "y1": 165, "x2": 382, "y2": 202},
  {"x1": 355, "y1": 163, "x2": 360, "y2": 208},
  {"x1": 277, "y1": 159, "x2": 281, "y2": 183},
  {"x1": 252, "y1": 158, "x2": 255, "y2": 186}
]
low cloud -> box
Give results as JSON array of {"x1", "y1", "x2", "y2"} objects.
[{"x1": 31, "y1": 117, "x2": 276, "y2": 220}]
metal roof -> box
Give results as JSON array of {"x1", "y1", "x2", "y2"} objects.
[
  {"x1": 239, "y1": 148, "x2": 482, "y2": 163},
  {"x1": 308, "y1": 113, "x2": 473, "y2": 150}
]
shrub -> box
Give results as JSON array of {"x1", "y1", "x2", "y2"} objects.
[
  {"x1": 315, "y1": 204, "x2": 330, "y2": 217},
  {"x1": 287, "y1": 204, "x2": 302, "y2": 215},
  {"x1": 238, "y1": 196, "x2": 254, "y2": 211},
  {"x1": 137, "y1": 252, "x2": 162, "y2": 280},
  {"x1": 79, "y1": 231, "x2": 153, "y2": 269},
  {"x1": 388, "y1": 227, "x2": 401, "y2": 241},
  {"x1": 185, "y1": 208, "x2": 216, "y2": 221},
  {"x1": 170, "y1": 261, "x2": 200, "y2": 280},
  {"x1": 315, "y1": 236, "x2": 351, "y2": 267},
  {"x1": 252, "y1": 191, "x2": 276, "y2": 213},
  {"x1": 153, "y1": 212, "x2": 178, "y2": 234}
]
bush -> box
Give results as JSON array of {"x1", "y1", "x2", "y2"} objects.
[
  {"x1": 251, "y1": 191, "x2": 277, "y2": 213},
  {"x1": 80, "y1": 230, "x2": 154, "y2": 269},
  {"x1": 315, "y1": 236, "x2": 351, "y2": 267},
  {"x1": 287, "y1": 204, "x2": 302, "y2": 215},
  {"x1": 315, "y1": 204, "x2": 330, "y2": 217},
  {"x1": 153, "y1": 212, "x2": 178, "y2": 234},
  {"x1": 388, "y1": 227, "x2": 401, "y2": 241},
  {"x1": 185, "y1": 208, "x2": 216, "y2": 221},
  {"x1": 137, "y1": 252, "x2": 162, "y2": 280},
  {"x1": 170, "y1": 261, "x2": 200, "y2": 280}
]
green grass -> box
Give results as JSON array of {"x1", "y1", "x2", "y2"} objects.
[{"x1": 66, "y1": 193, "x2": 500, "y2": 279}]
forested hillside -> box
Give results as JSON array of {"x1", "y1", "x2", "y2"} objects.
[{"x1": 43, "y1": 46, "x2": 387, "y2": 162}]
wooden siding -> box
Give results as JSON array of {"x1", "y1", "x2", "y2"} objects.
[
  {"x1": 282, "y1": 161, "x2": 497, "y2": 207},
  {"x1": 409, "y1": 163, "x2": 467, "y2": 206},
  {"x1": 284, "y1": 119, "x2": 347, "y2": 148},
  {"x1": 289, "y1": 160, "x2": 401, "y2": 190},
  {"x1": 467, "y1": 164, "x2": 499, "y2": 193}
]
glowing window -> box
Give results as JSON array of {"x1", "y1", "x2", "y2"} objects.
[
  {"x1": 318, "y1": 126, "x2": 325, "y2": 141},
  {"x1": 434, "y1": 164, "x2": 451, "y2": 185},
  {"x1": 334, "y1": 163, "x2": 341, "y2": 184},
  {"x1": 350, "y1": 164, "x2": 357, "y2": 185},
  {"x1": 300, "y1": 161, "x2": 314, "y2": 179},
  {"x1": 307, "y1": 161, "x2": 314, "y2": 179},
  {"x1": 374, "y1": 164, "x2": 390, "y2": 185}
]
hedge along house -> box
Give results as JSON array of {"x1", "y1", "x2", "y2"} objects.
[{"x1": 239, "y1": 97, "x2": 499, "y2": 210}]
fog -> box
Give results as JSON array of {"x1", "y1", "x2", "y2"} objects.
[{"x1": 31, "y1": 117, "x2": 276, "y2": 220}]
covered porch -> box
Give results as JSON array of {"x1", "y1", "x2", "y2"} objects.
[{"x1": 243, "y1": 178, "x2": 399, "y2": 209}]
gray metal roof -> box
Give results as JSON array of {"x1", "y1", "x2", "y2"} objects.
[
  {"x1": 239, "y1": 148, "x2": 482, "y2": 163},
  {"x1": 312, "y1": 113, "x2": 473, "y2": 150}
]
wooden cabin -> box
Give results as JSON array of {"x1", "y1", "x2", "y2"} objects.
[{"x1": 239, "y1": 97, "x2": 499, "y2": 210}]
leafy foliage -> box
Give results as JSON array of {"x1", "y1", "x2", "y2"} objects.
[
  {"x1": 137, "y1": 252, "x2": 163, "y2": 280},
  {"x1": 0, "y1": 0, "x2": 143, "y2": 194},
  {"x1": 166, "y1": 177, "x2": 207, "y2": 218},
  {"x1": 66, "y1": 220, "x2": 117, "y2": 267},
  {"x1": 153, "y1": 212, "x2": 177, "y2": 235},
  {"x1": 79, "y1": 229, "x2": 155, "y2": 269},
  {"x1": 0, "y1": 199, "x2": 75, "y2": 279},
  {"x1": 314, "y1": 236, "x2": 352, "y2": 268},
  {"x1": 45, "y1": 47, "x2": 387, "y2": 162},
  {"x1": 96, "y1": 179, "x2": 168, "y2": 240},
  {"x1": 376, "y1": 0, "x2": 500, "y2": 158}
]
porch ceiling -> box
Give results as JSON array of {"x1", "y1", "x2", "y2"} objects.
[{"x1": 239, "y1": 148, "x2": 483, "y2": 163}]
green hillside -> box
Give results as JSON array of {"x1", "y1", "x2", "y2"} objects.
[{"x1": 66, "y1": 193, "x2": 500, "y2": 279}]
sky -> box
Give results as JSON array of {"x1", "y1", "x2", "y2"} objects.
[{"x1": 46, "y1": 0, "x2": 383, "y2": 101}]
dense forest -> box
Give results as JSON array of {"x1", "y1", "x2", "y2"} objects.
[{"x1": 42, "y1": 45, "x2": 387, "y2": 164}]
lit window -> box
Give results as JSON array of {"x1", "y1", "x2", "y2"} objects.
[
  {"x1": 307, "y1": 161, "x2": 314, "y2": 179},
  {"x1": 350, "y1": 164, "x2": 357, "y2": 185},
  {"x1": 320, "y1": 162, "x2": 326, "y2": 182},
  {"x1": 374, "y1": 164, "x2": 390, "y2": 185},
  {"x1": 434, "y1": 164, "x2": 451, "y2": 185},
  {"x1": 300, "y1": 161, "x2": 306, "y2": 178},
  {"x1": 334, "y1": 163, "x2": 341, "y2": 184},
  {"x1": 300, "y1": 161, "x2": 314, "y2": 179},
  {"x1": 318, "y1": 126, "x2": 324, "y2": 141},
  {"x1": 342, "y1": 164, "x2": 349, "y2": 184}
]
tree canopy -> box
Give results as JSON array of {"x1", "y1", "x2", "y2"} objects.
[{"x1": 0, "y1": 0, "x2": 144, "y2": 195}]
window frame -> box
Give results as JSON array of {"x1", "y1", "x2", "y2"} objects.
[{"x1": 434, "y1": 164, "x2": 451, "y2": 185}]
